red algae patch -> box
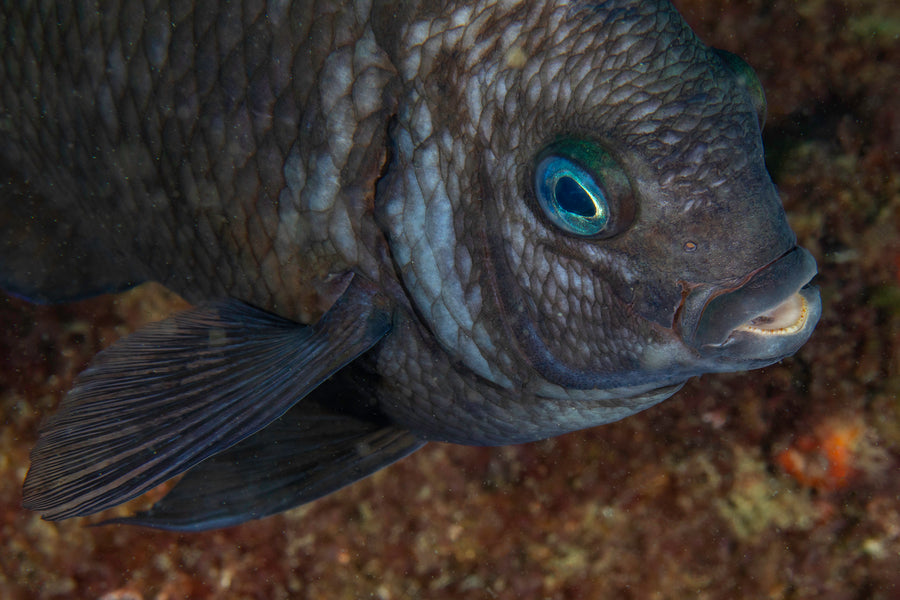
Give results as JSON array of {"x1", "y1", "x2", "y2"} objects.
[{"x1": 776, "y1": 418, "x2": 865, "y2": 491}]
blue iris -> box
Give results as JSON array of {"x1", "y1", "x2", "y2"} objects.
[{"x1": 534, "y1": 156, "x2": 610, "y2": 236}]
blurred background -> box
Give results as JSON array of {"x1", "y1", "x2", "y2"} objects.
[{"x1": 2, "y1": 0, "x2": 898, "y2": 597}]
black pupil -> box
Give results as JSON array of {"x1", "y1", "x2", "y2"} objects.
[{"x1": 555, "y1": 177, "x2": 595, "y2": 217}]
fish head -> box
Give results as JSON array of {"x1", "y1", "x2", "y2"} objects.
[{"x1": 374, "y1": 0, "x2": 820, "y2": 440}]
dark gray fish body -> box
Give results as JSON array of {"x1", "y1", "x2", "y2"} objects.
[{"x1": 0, "y1": 0, "x2": 821, "y2": 530}]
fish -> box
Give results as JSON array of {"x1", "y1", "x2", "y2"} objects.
[{"x1": 0, "y1": 0, "x2": 821, "y2": 531}]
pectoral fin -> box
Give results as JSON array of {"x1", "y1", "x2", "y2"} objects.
[
  {"x1": 23, "y1": 276, "x2": 393, "y2": 520},
  {"x1": 106, "y1": 390, "x2": 425, "y2": 531}
]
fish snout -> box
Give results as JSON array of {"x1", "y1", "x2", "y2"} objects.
[{"x1": 681, "y1": 247, "x2": 821, "y2": 362}]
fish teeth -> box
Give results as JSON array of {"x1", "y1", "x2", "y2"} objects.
[{"x1": 736, "y1": 292, "x2": 809, "y2": 336}]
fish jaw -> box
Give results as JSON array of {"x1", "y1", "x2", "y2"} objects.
[{"x1": 680, "y1": 246, "x2": 821, "y2": 367}]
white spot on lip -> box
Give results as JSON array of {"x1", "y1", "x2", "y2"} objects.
[{"x1": 735, "y1": 291, "x2": 809, "y2": 336}]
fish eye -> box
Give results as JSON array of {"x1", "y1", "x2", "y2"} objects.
[
  {"x1": 534, "y1": 156, "x2": 610, "y2": 236},
  {"x1": 532, "y1": 140, "x2": 635, "y2": 239}
]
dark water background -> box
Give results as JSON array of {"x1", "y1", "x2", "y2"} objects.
[{"x1": 2, "y1": 0, "x2": 898, "y2": 597}]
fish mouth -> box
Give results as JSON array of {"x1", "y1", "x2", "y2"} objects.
[{"x1": 684, "y1": 247, "x2": 821, "y2": 363}]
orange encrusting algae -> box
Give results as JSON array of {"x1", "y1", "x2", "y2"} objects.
[{"x1": 775, "y1": 420, "x2": 864, "y2": 491}]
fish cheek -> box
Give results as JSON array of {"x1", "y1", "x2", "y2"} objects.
[
  {"x1": 626, "y1": 276, "x2": 684, "y2": 330},
  {"x1": 480, "y1": 177, "x2": 640, "y2": 390},
  {"x1": 610, "y1": 222, "x2": 693, "y2": 331},
  {"x1": 374, "y1": 123, "x2": 517, "y2": 389}
]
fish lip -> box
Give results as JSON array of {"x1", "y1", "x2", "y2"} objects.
[{"x1": 683, "y1": 247, "x2": 821, "y2": 360}]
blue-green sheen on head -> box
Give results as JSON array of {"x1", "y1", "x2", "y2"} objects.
[{"x1": 714, "y1": 48, "x2": 767, "y2": 127}]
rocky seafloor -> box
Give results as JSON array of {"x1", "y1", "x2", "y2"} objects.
[{"x1": 2, "y1": 0, "x2": 898, "y2": 598}]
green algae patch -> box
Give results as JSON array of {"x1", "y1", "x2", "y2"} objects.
[{"x1": 715, "y1": 446, "x2": 820, "y2": 541}]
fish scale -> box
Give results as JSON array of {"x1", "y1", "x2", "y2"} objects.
[
  {"x1": 1, "y1": 0, "x2": 820, "y2": 530},
  {"x1": 2, "y1": 0, "x2": 393, "y2": 319}
]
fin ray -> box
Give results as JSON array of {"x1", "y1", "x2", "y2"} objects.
[
  {"x1": 23, "y1": 277, "x2": 392, "y2": 520},
  {"x1": 108, "y1": 397, "x2": 425, "y2": 531}
]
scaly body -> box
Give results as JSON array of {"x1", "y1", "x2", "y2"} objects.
[{"x1": 0, "y1": 0, "x2": 820, "y2": 530}]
